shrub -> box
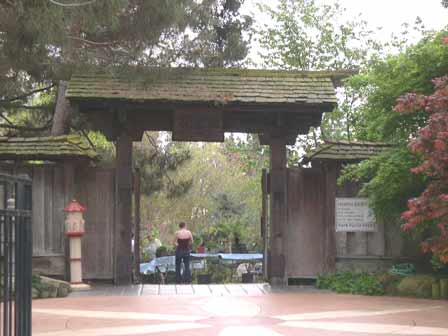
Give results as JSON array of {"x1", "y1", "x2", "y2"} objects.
[
  {"x1": 317, "y1": 272, "x2": 385, "y2": 296},
  {"x1": 207, "y1": 260, "x2": 234, "y2": 283},
  {"x1": 396, "y1": 274, "x2": 436, "y2": 298},
  {"x1": 376, "y1": 273, "x2": 404, "y2": 295},
  {"x1": 155, "y1": 246, "x2": 171, "y2": 257}
]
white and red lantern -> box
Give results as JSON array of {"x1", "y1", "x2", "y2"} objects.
[
  {"x1": 64, "y1": 200, "x2": 86, "y2": 237},
  {"x1": 64, "y1": 200, "x2": 87, "y2": 286}
]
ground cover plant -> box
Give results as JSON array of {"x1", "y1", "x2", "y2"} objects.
[{"x1": 316, "y1": 272, "x2": 385, "y2": 296}]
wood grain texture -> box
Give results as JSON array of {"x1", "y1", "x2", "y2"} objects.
[
  {"x1": 76, "y1": 167, "x2": 115, "y2": 280},
  {"x1": 115, "y1": 133, "x2": 133, "y2": 285},
  {"x1": 286, "y1": 168, "x2": 326, "y2": 278}
]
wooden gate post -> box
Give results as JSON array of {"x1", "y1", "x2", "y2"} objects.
[
  {"x1": 261, "y1": 169, "x2": 268, "y2": 279},
  {"x1": 269, "y1": 136, "x2": 288, "y2": 286},
  {"x1": 63, "y1": 160, "x2": 75, "y2": 282},
  {"x1": 323, "y1": 163, "x2": 337, "y2": 273},
  {"x1": 133, "y1": 169, "x2": 141, "y2": 283},
  {"x1": 115, "y1": 133, "x2": 133, "y2": 285}
]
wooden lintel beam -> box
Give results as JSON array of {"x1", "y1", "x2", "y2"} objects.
[
  {"x1": 258, "y1": 130, "x2": 299, "y2": 146},
  {"x1": 72, "y1": 99, "x2": 333, "y2": 115},
  {"x1": 73, "y1": 99, "x2": 328, "y2": 141}
]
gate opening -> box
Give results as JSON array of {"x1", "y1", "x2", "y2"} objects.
[{"x1": 136, "y1": 138, "x2": 268, "y2": 286}]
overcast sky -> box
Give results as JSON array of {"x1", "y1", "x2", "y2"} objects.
[
  {"x1": 243, "y1": 0, "x2": 448, "y2": 63},
  {"x1": 331, "y1": 0, "x2": 447, "y2": 37}
]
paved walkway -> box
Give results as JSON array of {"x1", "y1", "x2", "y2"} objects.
[
  {"x1": 32, "y1": 287, "x2": 448, "y2": 336},
  {"x1": 70, "y1": 283, "x2": 270, "y2": 297}
]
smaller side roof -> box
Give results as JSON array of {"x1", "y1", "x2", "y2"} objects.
[
  {"x1": 302, "y1": 140, "x2": 392, "y2": 164},
  {"x1": 0, "y1": 134, "x2": 98, "y2": 162}
]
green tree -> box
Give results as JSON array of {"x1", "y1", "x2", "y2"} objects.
[
  {"x1": 0, "y1": 1, "x2": 253, "y2": 135},
  {"x1": 223, "y1": 134, "x2": 269, "y2": 174},
  {"x1": 144, "y1": 142, "x2": 262, "y2": 250},
  {"x1": 183, "y1": 0, "x2": 253, "y2": 67},
  {"x1": 257, "y1": 0, "x2": 377, "y2": 71},
  {"x1": 340, "y1": 32, "x2": 448, "y2": 219},
  {"x1": 134, "y1": 132, "x2": 192, "y2": 197},
  {"x1": 256, "y1": 0, "x2": 382, "y2": 157}
]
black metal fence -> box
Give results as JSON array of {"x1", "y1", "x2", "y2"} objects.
[{"x1": 0, "y1": 174, "x2": 32, "y2": 336}]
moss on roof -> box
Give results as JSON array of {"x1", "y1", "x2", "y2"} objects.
[
  {"x1": 303, "y1": 140, "x2": 392, "y2": 164},
  {"x1": 66, "y1": 67, "x2": 349, "y2": 106},
  {"x1": 0, "y1": 134, "x2": 98, "y2": 161}
]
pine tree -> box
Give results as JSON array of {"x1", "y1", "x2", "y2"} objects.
[
  {"x1": 183, "y1": 0, "x2": 252, "y2": 67},
  {"x1": 0, "y1": 0, "x2": 252, "y2": 135}
]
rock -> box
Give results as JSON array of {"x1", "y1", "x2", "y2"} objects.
[
  {"x1": 40, "y1": 276, "x2": 71, "y2": 293},
  {"x1": 49, "y1": 286, "x2": 58, "y2": 298},
  {"x1": 39, "y1": 290, "x2": 50, "y2": 299},
  {"x1": 432, "y1": 283, "x2": 441, "y2": 299},
  {"x1": 57, "y1": 286, "x2": 70, "y2": 298},
  {"x1": 32, "y1": 275, "x2": 72, "y2": 299},
  {"x1": 397, "y1": 275, "x2": 436, "y2": 298},
  {"x1": 440, "y1": 279, "x2": 448, "y2": 299}
]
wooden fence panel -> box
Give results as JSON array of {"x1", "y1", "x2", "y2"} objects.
[
  {"x1": 31, "y1": 166, "x2": 66, "y2": 256},
  {"x1": 0, "y1": 164, "x2": 116, "y2": 279},
  {"x1": 52, "y1": 167, "x2": 66, "y2": 254},
  {"x1": 32, "y1": 167, "x2": 46, "y2": 255},
  {"x1": 44, "y1": 167, "x2": 53, "y2": 252}
]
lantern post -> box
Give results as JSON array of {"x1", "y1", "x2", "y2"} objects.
[{"x1": 64, "y1": 200, "x2": 90, "y2": 289}]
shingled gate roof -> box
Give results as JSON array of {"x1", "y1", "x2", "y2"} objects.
[
  {"x1": 66, "y1": 68, "x2": 346, "y2": 106},
  {"x1": 0, "y1": 135, "x2": 98, "y2": 161},
  {"x1": 302, "y1": 140, "x2": 392, "y2": 164}
]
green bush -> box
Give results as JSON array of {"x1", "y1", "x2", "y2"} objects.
[
  {"x1": 396, "y1": 275, "x2": 436, "y2": 298},
  {"x1": 376, "y1": 273, "x2": 404, "y2": 296},
  {"x1": 431, "y1": 256, "x2": 448, "y2": 275},
  {"x1": 207, "y1": 260, "x2": 234, "y2": 283},
  {"x1": 31, "y1": 276, "x2": 50, "y2": 292},
  {"x1": 317, "y1": 272, "x2": 385, "y2": 296},
  {"x1": 156, "y1": 246, "x2": 172, "y2": 257}
]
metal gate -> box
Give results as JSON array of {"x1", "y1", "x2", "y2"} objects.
[{"x1": 0, "y1": 174, "x2": 32, "y2": 336}]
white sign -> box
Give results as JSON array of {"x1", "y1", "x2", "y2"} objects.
[{"x1": 335, "y1": 197, "x2": 376, "y2": 232}]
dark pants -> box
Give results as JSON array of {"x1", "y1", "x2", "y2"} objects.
[{"x1": 175, "y1": 250, "x2": 191, "y2": 284}]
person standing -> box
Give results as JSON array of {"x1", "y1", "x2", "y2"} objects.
[{"x1": 174, "y1": 222, "x2": 193, "y2": 284}]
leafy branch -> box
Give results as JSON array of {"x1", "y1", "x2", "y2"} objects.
[{"x1": 0, "y1": 85, "x2": 55, "y2": 105}]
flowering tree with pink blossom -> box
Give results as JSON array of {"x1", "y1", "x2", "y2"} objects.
[{"x1": 397, "y1": 74, "x2": 448, "y2": 264}]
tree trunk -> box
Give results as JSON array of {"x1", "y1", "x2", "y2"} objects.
[{"x1": 51, "y1": 80, "x2": 71, "y2": 136}]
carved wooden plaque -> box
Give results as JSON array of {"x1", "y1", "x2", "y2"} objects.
[{"x1": 172, "y1": 109, "x2": 224, "y2": 142}]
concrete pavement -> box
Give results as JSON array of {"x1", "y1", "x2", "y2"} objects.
[
  {"x1": 69, "y1": 283, "x2": 271, "y2": 297},
  {"x1": 32, "y1": 288, "x2": 448, "y2": 336}
]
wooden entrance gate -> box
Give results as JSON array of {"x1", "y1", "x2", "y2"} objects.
[
  {"x1": 286, "y1": 168, "x2": 327, "y2": 280},
  {"x1": 76, "y1": 168, "x2": 115, "y2": 280},
  {"x1": 67, "y1": 68, "x2": 343, "y2": 284},
  {"x1": 265, "y1": 167, "x2": 336, "y2": 282}
]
